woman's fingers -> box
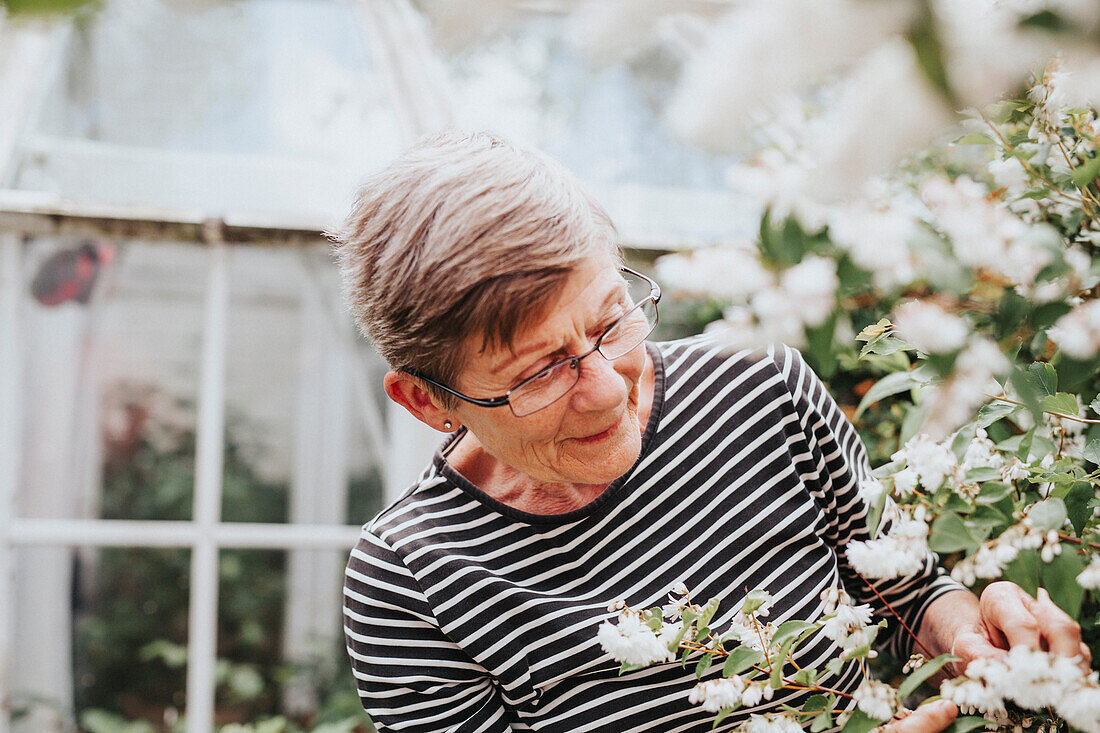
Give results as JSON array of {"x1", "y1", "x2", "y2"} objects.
[
  {"x1": 979, "y1": 582, "x2": 1042, "y2": 649},
  {"x1": 978, "y1": 582, "x2": 1089, "y2": 671},
  {"x1": 882, "y1": 700, "x2": 957, "y2": 733},
  {"x1": 1033, "y1": 588, "x2": 1089, "y2": 668}
]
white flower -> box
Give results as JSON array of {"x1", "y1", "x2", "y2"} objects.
[
  {"x1": 819, "y1": 586, "x2": 852, "y2": 615},
  {"x1": 1077, "y1": 557, "x2": 1100, "y2": 590},
  {"x1": 740, "y1": 680, "x2": 774, "y2": 708},
  {"x1": 846, "y1": 535, "x2": 928, "y2": 579},
  {"x1": 853, "y1": 678, "x2": 897, "y2": 721},
  {"x1": 597, "y1": 611, "x2": 676, "y2": 666},
  {"x1": 1060, "y1": 682, "x2": 1100, "y2": 733},
  {"x1": 960, "y1": 428, "x2": 1004, "y2": 473},
  {"x1": 689, "y1": 676, "x2": 747, "y2": 712},
  {"x1": 740, "y1": 712, "x2": 804, "y2": 733},
  {"x1": 940, "y1": 645, "x2": 1100, "y2": 731},
  {"x1": 858, "y1": 477, "x2": 886, "y2": 505},
  {"x1": 846, "y1": 506, "x2": 931, "y2": 580},
  {"x1": 987, "y1": 155, "x2": 1029, "y2": 193},
  {"x1": 894, "y1": 433, "x2": 957, "y2": 491},
  {"x1": 1000, "y1": 456, "x2": 1029, "y2": 483},
  {"x1": 780, "y1": 255, "x2": 837, "y2": 327},
  {"x1": 821, "y1": 602, "x2": 874, "y2": 646},
  {"x1": 940, "y1": 676, "x2": 1008, "y2": 719},
  {"x1": 827, "y1": 203, "x2": 918, "y2": 289},
  {"x1": 920, "y1": 339, "x2": 1011, "y2": 439},
  {"x1": 891, "y1": 467, "x2": 919, "y2": 497},
  {"x1": 1048, "y1": 300, "x2": 1100, "y2": 360},
  {"x1": 892, "y1": 300, "x2": 969, "y2": 354}
]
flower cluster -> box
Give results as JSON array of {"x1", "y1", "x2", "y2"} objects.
[
  {"x1": 597, "y1": 604, "x2": 682, "y2": 667},
  {"x1": 596, "y1": 585, "x2": 901, "y2": 730},
  {"x1": 941, "y1": 646, "x2": 1100, "y2": 733},
  {"x1": 845, "y1": 504, "x2": 931, "y2": 580}
]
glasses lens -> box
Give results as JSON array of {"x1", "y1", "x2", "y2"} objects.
[
  {"x1": 599, "y1": 298, "x2": 658, "y2": 360},
  {"x1": 509, "y1": 360, "x2": 582, "y2": 417}
]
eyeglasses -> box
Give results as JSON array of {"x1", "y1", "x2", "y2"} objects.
[{"x1": 410, "y1": 266, "x2": 661, "y2": 417}]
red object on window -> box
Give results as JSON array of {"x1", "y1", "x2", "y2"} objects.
[{"x1": 30, "y1": 240, "x2": 116, "y2": 306}]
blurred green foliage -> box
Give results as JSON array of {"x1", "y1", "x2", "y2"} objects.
[{"x1": 73, "y1": 391, "x2": 380, "y2": 731}]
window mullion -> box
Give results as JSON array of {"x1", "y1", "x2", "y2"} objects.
[{"x1": 185, "y1": 238, "x2": 230, "y2": 733}]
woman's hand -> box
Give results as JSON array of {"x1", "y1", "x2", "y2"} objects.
[
  {"x1": 950, "y1": 581, "x2": 1091, "y2": 673},
  {"x1": 882, "y1": 700, "x2": 957, "y2": 733}
]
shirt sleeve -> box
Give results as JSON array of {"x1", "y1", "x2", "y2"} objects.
[
  {"x1": 343, "y1": 529, "x2": 517, "y2": 732},
  {"x1": 766, "y1": 343, "x2": 967, "y2": 659}
]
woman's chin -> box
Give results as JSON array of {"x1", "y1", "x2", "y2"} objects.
[{"x1": 565, "y1": 417, "x2": 642, "y2": 485}]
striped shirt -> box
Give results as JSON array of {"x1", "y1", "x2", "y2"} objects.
[{"x1": 343, "y1": 337, "x2": 963, "y2": 732}]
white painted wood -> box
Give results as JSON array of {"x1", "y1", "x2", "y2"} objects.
[
  {"x1": 9, "y1": 518, "x2": 363, "y2": 549},
  {"x1": 281, "y1": 277, "x2": 350, "y2": 713},
  {"x1": 0, "y1": 233, "x2": 22, "y2": 733},
  {"x1": 185, "y1": 241, "x2": 229, "y2": 733}
]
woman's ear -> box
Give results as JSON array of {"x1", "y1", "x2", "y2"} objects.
[{"x1": 384, "y1": 371, "x2": 457, "y2": 432}]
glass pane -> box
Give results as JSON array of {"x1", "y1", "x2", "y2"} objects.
[
  {"x1": 215, "y1": 550, "x2": 375, "y2": 731},
  {"x1": 425, "y1": 11, "x2": 734, "y2": 191},
  {"x1": 15, "y1": 236, "x2": 200, "y2": 522},
  {"x1": 19, "y1": 0, "x2": 404, "y2": 222}
]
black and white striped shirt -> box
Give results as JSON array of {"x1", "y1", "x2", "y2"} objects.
[{"x1": 343, "y1": 337, "x2": 962, "y2": 732}]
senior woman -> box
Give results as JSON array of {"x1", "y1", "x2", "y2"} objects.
[{"x1": 331, "y1": 131, "x2": 1087, "y2": 733}]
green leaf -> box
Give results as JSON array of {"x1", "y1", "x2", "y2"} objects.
[
  {"x1": 867, "y1": 483, "x2": 888, "y2": 537},
  {"x1": 1027, "y1": 362, "x2": 1058, "y2": 396},
  {"x1": 695, "y1": 653, "x2": 714, "y2": 679},
  {"x1": 1070, "y1": 153, "x2": 1100, "y2": 189},
  {"x1": 1042, "y1": 551, "x2": 1087, "y2": 617},
  {"x1": 619, "y1": 661, "x2": 645, "y2": 674},
  {"x1": 975, "y1": 400, "x2": 1019, "y2": 428},
  {"x1": 1003, "y1": 548, "x2": 1041, "y2": 596},
  {"x1": 951, "y1": 424, "x2": 977, "y2": 461},
  {"x1": 841, "y1": 708, "x2": 886, "y2": 733},
  {"x1": 1083, "y1": 439, "x2": 1100, "y2": 466},
  {"x1": 1016, "y1": 427, "x2": 1037, "y2": 462},
  {"x1": 1028, "y1": 497, "x2": 1067, "y2": 531},
  {"x1": 1041, "y1": 392, "x2": 1080, "y2": 417},
  {"x1": 855, "y1": 370, "x2": 921, "y2": 420},
  {"x1": 1009, "y1": 366, "x2": 1047, "y2": 424},
  {"x1": 740, "y1": 590, "x2": 772, "y2": 616},
  {"x1": 954, "y1": 132, "x2": 994, "y2": 145},
  {"x1": 1090, "y1": 397, "x2": 1100, "y2": 416},
  {"x1": 698, "y1": 597, "x2": 721, "y2": 629},
  {"x1": 929, "y1": 512, "x2": 980, "y2": 553},
  {"x1": 805, "y1": 313, "x2": 838, "y2": 380},
  {"x1": 945, "y1": 715, "x2": 993, "y2": 733},
  {"x1": 856, "y1": 319, "x2": 891, "y2": 342},
  {"x1": 772, "y1": 620, "x2": 818, "y2": 647},
  {"x1": 898, "y1": 654, "x2": 959, "y2": 698},
  {"x1": 1065, "y1": 482, "x2": 1094, "y2": 535},
  {"x1": 722, "y1": 646, "x2": 764, "y2": 677},
  {"x1": 964, "y1": 467, "x2": 1002, "y2": 483},
  {"x1": 802, "y1": 694, "x2": 830, "y2": 714},
  {"x1": 860, "y1": 335, "x2": 909, "y2": 358},
  {"x1": 792, "y1": 667, "x2": 820, "y2": 686},
  {"x1": 976, "y1": 481, "x2": 1013, "y2": 504},
  {"x1": 811, "y1": 710, "x2": 834, "y2": 733},
  {"x1": 825, "y1": 657, "x2": 846, "y2": 676}
]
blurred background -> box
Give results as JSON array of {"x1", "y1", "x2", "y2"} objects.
[{"x1": 0, "y1": 1, "x2": 748, "y2": 731}]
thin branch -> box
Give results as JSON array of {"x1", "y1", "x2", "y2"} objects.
[
  {"x1": 981, "y1": 114, "x2": 1095, "y2": 216},
  {"x1": 856, "y1": 572, "x2": 935, "y2": 658},
  {"x1": 984, "y1": 392, "x2": 1100, "y2": 425}
]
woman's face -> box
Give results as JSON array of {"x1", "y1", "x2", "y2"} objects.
[{"x1": 449, "y1": 253, "x2": 651, "y2": 488}]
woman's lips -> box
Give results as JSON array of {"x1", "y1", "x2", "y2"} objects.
[{"x1": 575, "y1": 413, "x2": 623, "y2": 443}]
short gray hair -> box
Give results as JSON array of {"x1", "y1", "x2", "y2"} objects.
[{"x1": 327, "y1": 130, "x2": 621, "y2": 407}]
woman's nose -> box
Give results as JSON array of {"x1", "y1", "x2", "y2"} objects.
[{"x1": 567, "y1": 350, "x2": 628, "y2": 411}]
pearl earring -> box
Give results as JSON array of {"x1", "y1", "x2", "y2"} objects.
[{"x1": 444, "y1": 421, "x2": 453, "y2": 431}]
